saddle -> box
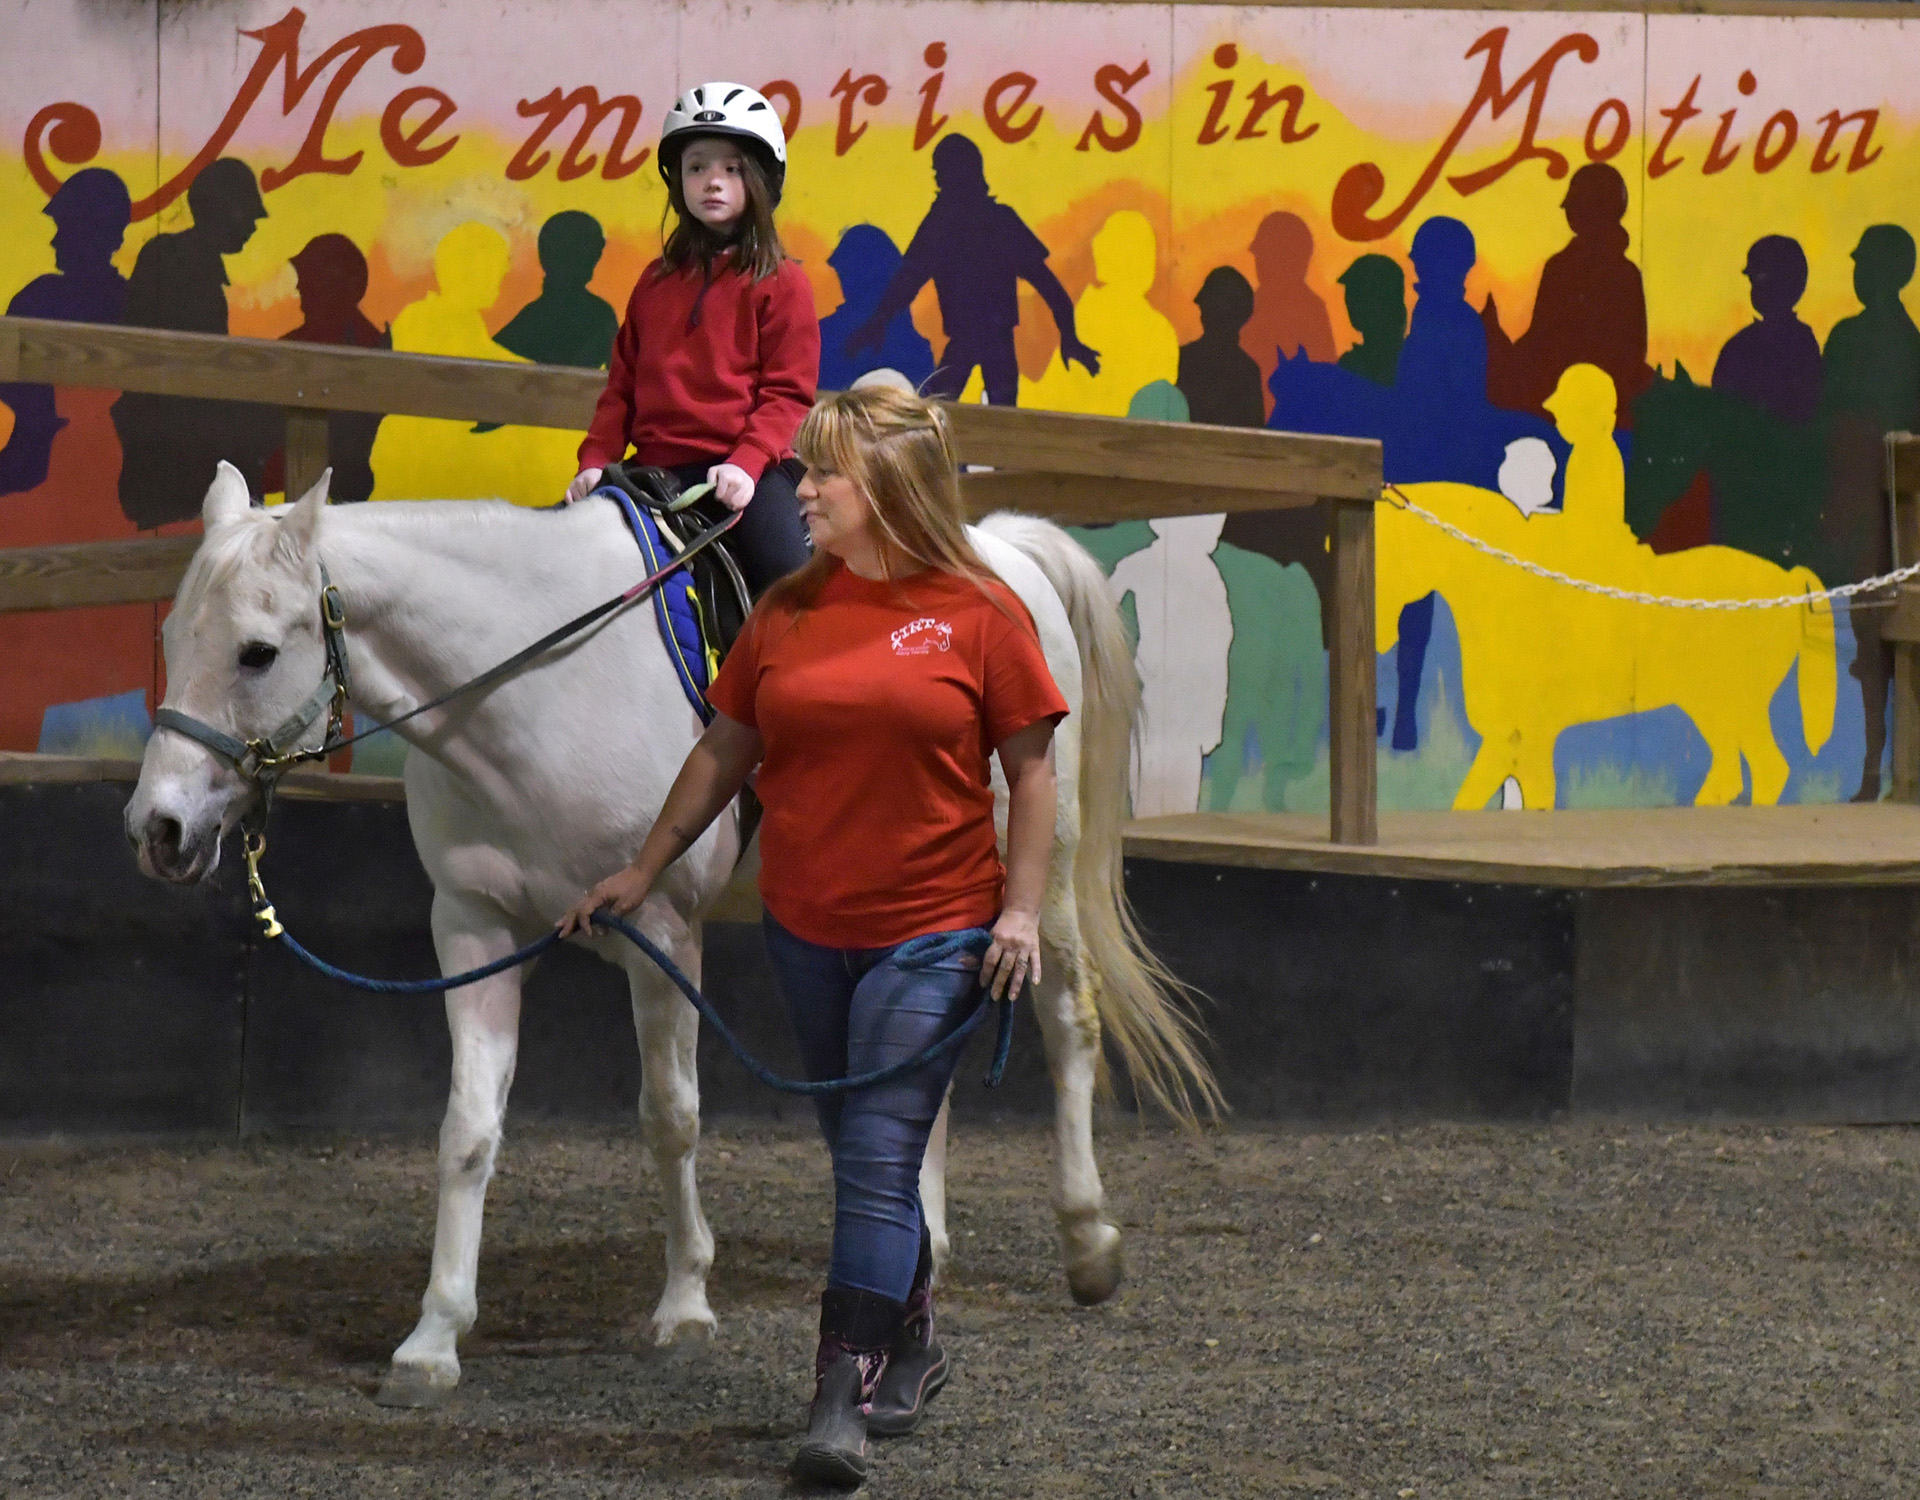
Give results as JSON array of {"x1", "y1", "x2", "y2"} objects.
[{"x1": 594, "y1": 461, "x2": 755, "y2": 724}]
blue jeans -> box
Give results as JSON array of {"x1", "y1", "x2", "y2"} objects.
[{"x1": 762, "y1": 913, "x2": 984, "y2": 1302}]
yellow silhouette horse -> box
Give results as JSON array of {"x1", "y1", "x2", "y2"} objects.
[{"x1": 1379, "y1": 364, "x2": 1835, "y2": 809}]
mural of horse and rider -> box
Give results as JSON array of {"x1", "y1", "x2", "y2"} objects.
[{"x1": 5, "y1": 2, "x2": 1920, "y2": 816}]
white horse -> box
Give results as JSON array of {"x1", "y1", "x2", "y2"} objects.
[{"x1": 127, "y1": 464, "x2": 1215, "y2": 1406}]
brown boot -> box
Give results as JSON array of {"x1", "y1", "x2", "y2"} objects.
[{"x1": 793, "y1": 1287, "x2": 901, "y2": 1489}]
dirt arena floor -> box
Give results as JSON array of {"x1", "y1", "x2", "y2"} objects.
[{"x1": 5, "y1": 1117, "x2": 1920, "y2": 1499}]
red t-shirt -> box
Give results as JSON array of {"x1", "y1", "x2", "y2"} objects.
[{"x1": 707, "y1": 563, "x2": 1070, "y2": 948}]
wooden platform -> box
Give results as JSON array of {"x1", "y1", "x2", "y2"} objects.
[{"x1": 1123, "y1": 805, "x2": 1920, "y2": 888}]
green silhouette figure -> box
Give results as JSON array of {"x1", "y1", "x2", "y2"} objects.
[
  {"x1": 1208, "y1": 542, "x2": 1327, "y2": 811},
  {"x1": 1336, "y1": 254, "x2": 1406, "y2": 388},
  {"x1": 495, "y1": 211, "x2": 619, "y2": 368},
  {"x1": 1821, "y1": 224, "x2": 1920, "y2": 801}
]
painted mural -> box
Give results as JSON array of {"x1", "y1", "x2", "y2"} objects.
[{"x1": 2, "y1": 1, "x2": 1916, "y2": 809}]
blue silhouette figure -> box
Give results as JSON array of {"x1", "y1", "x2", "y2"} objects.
[
  {"x1": 849, "y1": 134, "x2": 1098, "y2": 404},
  {"x1": 820, "y1": 225, "x2": 935, "y2": 393},
  {"x1": 0, "y1": 167, "x2": 132, "y2": 497}
]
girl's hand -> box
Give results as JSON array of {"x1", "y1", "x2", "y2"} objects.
[
  {"x1": 708, "y1": 463, "x2": 755, "y2": 512},
  {"x1": 557, "y1": 863, "x2": 653, "y2": 939},
  {"x1": 564, "y1": 467, "x2": 605, "y2": 505},
  {"x1": 981, "y1": 908, "x2": 1042, "y2": 1002}
]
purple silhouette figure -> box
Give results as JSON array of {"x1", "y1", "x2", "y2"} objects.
[
  {"x1": 0, "y1": 168, "x2": 132, "y2": 497},
  {"x1": 848, "y1": 134, "x2": 1098, "y2": 404},
  {"x1": 1711, "y1": 236, "x2": 1822, "y2": 427}
]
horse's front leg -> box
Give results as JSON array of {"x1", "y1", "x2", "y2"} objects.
[
  {"x1": 378, "y1": 907, "x2": 526, "y2": 1407},
  {"x1": 626, "y1": 912, "x2": 716, "y2": 1345},
  {"x1": 1034, "y1": 936, "x2": 1124, "y2": 1306}
]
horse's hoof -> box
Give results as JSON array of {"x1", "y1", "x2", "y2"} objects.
[
  {"x1": 650, "y1": 1311, "x2": 718, "y2": 1349},
  {"x1": 374, "y1": 1364, "x2": 459, "y2": 1409},
  {"x1": 1066, "y1": 1223, "x2": 1125, "y2": 1306}
]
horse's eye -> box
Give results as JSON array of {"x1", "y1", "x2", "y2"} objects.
[{"x1": 238, "y1": 642, "x2": 278, "y2": 672}]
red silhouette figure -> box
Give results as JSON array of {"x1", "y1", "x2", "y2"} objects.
[
  {"x1": 1484, "y1": 163, "x2": 1650, "y2": 428},
  {"x1": 1242, "y1": 212, "x2": 1336, "y2": 418},
  {"x1": 261, "y1": 234, "x2": 390, "y2": 502}
]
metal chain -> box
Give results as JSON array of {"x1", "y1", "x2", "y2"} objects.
[{"x1": 1381, "y1": 484, "x2": 1920, "y2": 611}]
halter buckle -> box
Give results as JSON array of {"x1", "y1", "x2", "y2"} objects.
[{"x1": 321, "y1": 582, "x2": 347, "y2": 632}]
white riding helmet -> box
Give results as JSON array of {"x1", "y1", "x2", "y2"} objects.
[{"x1": 659, "y1": 82, "x2": 788, "y2": 202}]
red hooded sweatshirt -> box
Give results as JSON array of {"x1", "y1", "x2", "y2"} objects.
[{"x1": 577, "y1": 253, "x2": 820, "y2": 482}]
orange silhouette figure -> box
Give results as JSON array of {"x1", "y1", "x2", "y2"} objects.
[{"x1": 1242, "y1": 212, "x2": 1336, "y2": 417}]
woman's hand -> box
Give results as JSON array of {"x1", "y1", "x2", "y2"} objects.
[
  {"x1": 557, "y1": 862, "x2": 653, "y2": 939},
  {"x1": 708, "y1": 462, "x2": 755, "y2": 512},
  {"x1": 564, "y1": 466, "x2": 605, "y2": 505},
  {"x1": 981, "y1": 907, "x2": 1042, "y2": 1002}
]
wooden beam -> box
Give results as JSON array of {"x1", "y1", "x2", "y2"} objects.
[
  {"x1": 1328, "y1": 497, "x2": 1378, "y2": 845},
  {"x1": 1891, "y1": 433, "x2": 1920, "y2": 500},
  {"x1": 1893, "y1": 492, "x2": 1920, "y2": 802},
  {"x1": 944, "y1": 401, "x2": 1382, "y2": 500},
  {"x1": 283, "y1": 408, "x2": 332, "y2": 505},
  {"x1": 0, "y1": 535, "x2": 199, "y2": 613},
  {"x1": 959, "y1": 471, "x2": 1320, "y2": 522},
  {"x1": 0, "y1": 316, "x2": 603, "y2": 429}
]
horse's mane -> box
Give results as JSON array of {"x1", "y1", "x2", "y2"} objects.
[{"x1": 176, "y1": 498, "x2": 553, "y2": 614}]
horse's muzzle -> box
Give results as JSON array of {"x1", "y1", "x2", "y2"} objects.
[{"x1": 130, "y1": 809, "x2": 218, "y2": 884}]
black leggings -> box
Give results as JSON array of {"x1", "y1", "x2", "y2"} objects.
[{"x1": 671, "y1": 457, "x2": 812, "y2": 597}]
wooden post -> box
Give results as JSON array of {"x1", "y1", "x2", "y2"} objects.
[
  {"x1": 1329, "y1": 496, "x2": 1378, "y2": 845},
  {"x1": 1890, "y1": 436, "x2": 1920, "y2": 801},
  {"x1": 283, "y1": 408, "x2": 332, "y2": 505}
]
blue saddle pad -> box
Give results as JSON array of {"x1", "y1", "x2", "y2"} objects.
[{"x1": 595, "y1": 487, "x2": 717, "y2": 723}]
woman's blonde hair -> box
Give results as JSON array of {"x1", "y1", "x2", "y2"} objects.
[{"x1": 767, "y1": 385, "x2": 1006, "y2": 614}]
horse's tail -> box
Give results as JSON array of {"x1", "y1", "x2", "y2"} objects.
[
  {"x1": 976, "y1": 512, "x2": 1223, "y2": 1127},
  {"x1": 1794, "y1": 566, "x2": 1837, "y2": 756}
]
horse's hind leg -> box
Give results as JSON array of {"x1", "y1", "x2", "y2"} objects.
[
  {"x1": 380, "y1": 903, "x2": 526, "y2": 1407},
  {"x1": 917, "y1": 1090, "x2": 953, "y2": 1286},
  {"x1": 626, "y1": 913, "x2": 716, "y2": 1345},
  {"x1": 1034, "y1": 933, "x2": 1124, "y2": 1305}
]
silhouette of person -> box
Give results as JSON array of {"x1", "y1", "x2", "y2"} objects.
[
  {"x1": 1336, "y1": 254, "x2": 1405, "y2": 388},
  {"x1": 1399, "y1": 217, "x2": 1490, "y2": 484},
  {"x1": 0, "y1": 167, "x2": 132, "y2": 497},
  {"x1": 819, "y1": 225, "x2": 935, "y2": 393},
  {"x1": 1025, "y1": 210, "x2": 1175, "y2": 415},
  {"x1": 1108, "y1": 512, "x2": 1231, "y2": 816},
  {"x1": 111, "y1": 158, "x2": 276, "y2": 528},
  {"x1": 1711, "y1": 236, "x2": 1822, "y2": 427},
  {"x1": 369, "y1": 222, "x2": 572, "y2": 506},
  {"x1": 1383, "y1": 217, "x2": 1497, "y2": 752},
  {"x1": 1177, "y1": 267, "x2": 1263, "y2": 428},
  {"x1": 1542, "y1": 363, "x2": 1626, "y2": 538},
  {"x1": 1484, "y1": 163, "x2": 1650, "y2": 426},
  {"x1": 259, "y1": 235, "x2": 390, "y2": 503},
  {"x1": 1820, "y1": 224, "x2": 1920, "y2": 801},
  {"x1": 850, "y1": 134, "x2": 1098, "y2": 404},
  {"x1": 494, "y1": 211, "x2": 619, "y2": 369},
  {"x1": 1242, "y1": 211, "x2": 1336, "y2": 415}
]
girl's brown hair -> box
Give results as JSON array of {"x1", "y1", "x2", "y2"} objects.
[
  {"x1": 765, "y1": 386, "x2": 1017, "y2": 620},
  {"x1": 659, "y1": 138, "x2": 786, "y2": 282}
]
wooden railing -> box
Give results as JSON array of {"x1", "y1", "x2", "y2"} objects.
[
  {"x1": 1882, "y1": 435, "x2": 1920, "y2": 801},
  {"x1": 0, "y1": 314, "x2": 1384, "y2": 843}
]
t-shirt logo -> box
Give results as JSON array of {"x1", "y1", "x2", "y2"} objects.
[{"x1": 890, "y1": 617, "x2": 954, "y2": 655}]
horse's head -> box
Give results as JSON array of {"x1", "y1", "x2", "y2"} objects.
[
  {"x1": 1624, "y1": 362, "x2": 1717, "y2": 517},
  {"x1": 126, "y1": 463, "x2": 334, "y2": 883}
]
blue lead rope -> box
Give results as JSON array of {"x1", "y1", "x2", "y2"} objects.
[{"x1": 269, "y1": 911, "x2": 1017, "y2": 1094}]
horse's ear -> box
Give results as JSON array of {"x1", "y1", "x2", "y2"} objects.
[
  {"x1": 1674, "y1": 361, "x2": 1694, "y2": 387},
  {"x1": 272, "y1": 469, "x2": 331, "y2": 565},
  {"x1": 201, "y1": 461, "x2": 253, "y2": 530}
]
